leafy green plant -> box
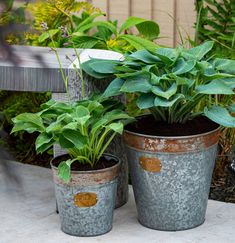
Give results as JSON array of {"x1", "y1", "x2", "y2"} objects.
[
  {"x1": 82, "y1": 41, "x2": 235, "y2": 127},
  {"x1": 24, "y1": 0, "x2": 159, "y2": 52},
  {"x1": 194, "y1": 0, "x2": 235, "y2": 168},
  {"x1": 25, "y1": 0, "x2": 103, "y2": 47},
  {"x1": 70, "y1": 16, "x2": 159, "y2": 52},
  {"x1": 11, "y1": 95, "x2": 134, "y2": 182},
  {"x1": 195, "y1": 0, "x2": 235, "y2": 59}
]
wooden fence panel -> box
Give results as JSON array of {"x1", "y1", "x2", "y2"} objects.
[
  {"x1": 152, "y1": 0, "x2": 175, "y2": 47},
  {"x1": 175, "y1": 0, "x2": 196, "y2": 47},
  {"x1": 90, "y1": 0, "x2": 196, "y2": 47},
  {"x1": 131, "y1": 0, "x2": 152, "y2": 19},
  {"x1": 109, "y1": 0, "x2": 130, "y2": 24}
]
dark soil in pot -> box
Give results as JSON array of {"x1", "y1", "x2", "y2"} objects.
[
  {"x1": 126, "y1": 115, "x2": 219, "y2": 136},
  {"x1": 52, "y1": 154, "x2": 118, "y2": 171}
]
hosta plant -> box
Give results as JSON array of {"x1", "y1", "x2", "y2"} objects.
[
  {"x1": 82, "y1": 41, "x2": 235, "y2": 127},
  {"x1": 11, "y1": 95, "x2": 134, "y2": 182}
]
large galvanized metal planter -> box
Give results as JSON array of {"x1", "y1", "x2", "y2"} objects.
[
  {"x1": 51, "y1": 153, "x2": 120, "y2": 236},
  {"x1": 123, "y1": 125, "x2": 220, "y2": 231}
]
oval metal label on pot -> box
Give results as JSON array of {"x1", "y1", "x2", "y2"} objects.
[
  {"x1": 139, "y1": 156, "x2": 162, "y2": 172},
  {"x1": 74, "y1": 192, "x2": 97, "y2": 207}
]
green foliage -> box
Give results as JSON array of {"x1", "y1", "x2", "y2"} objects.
[
  {"x1": 82, "y1": 41, "x2": 235, "y2": 127},
  {"x1": 23, "y1": 1, "x2": 160, "y2": 52},
  {"x1": 11, "y1": 95, "x2": 134, "y2": 182},
  {"x1": 195, "y1": 0, "x2": 235, "y2": 59},
  {"x1": 71, "y1": 16, "x2": 160, "y2": 52},
  {"x1": 0, "y1": 91, "x2": 51, "y2": 162},
  {"x1": 25, "y1": 0, "x2": 103, "y2": 47},
  {"x1": 3, "y1": 1, "x2": 160, "y2": 52}
]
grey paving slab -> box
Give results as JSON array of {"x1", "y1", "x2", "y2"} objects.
[{"x1": 1, "y1": 161, "x2": 235, "y2": 243}]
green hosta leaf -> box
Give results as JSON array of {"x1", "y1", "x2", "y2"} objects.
[
  {"x1": 63, "y1": 122, "x2": 78, "y2": 131},
  {"x1": 88, "y1": 100, "x2": 103, "y2": 113},
  {"x1": 155, "y1": 48, "x2": 178, "y2": 64},
  {"x1": 89, "y1": 60, "x2": 119, "y2": 74},
  {"x1": 222, "y1": 78, "x2": 235, "y2": 89},
  {"x1": 91, "y1": 118, "x2": 108, "y2": 136},
  {"x1": 103, "y1": 78, "x2": 124, "y2": 98},
  {"x1": 204, "y1": 106, "x2": 235, "y2": 127},
  {"x1": 11, "y1": 122, "x2": 40, "y2": 134},
  {"x1": 108, "y1": 122, "x2": 124, "y2": 134},
  {"x1": 78, "y1": 21, "x2": 117, "y2": 35},
  {"x1": 81, "y1": 59, "x2": 111, "y2": 79},
  {"x1": 72, "y1": 36, "x2": 100, "y2": 49},
  {"x1": 58, "y1": 160, "x2": 73, "y2": 183},
  {"x1": 229, "y1": 104, "x2": 235, "y2": 113},
  {"x1": 137, "y1": 93, "x2": 155, "y2": 109},
  {"x1": 212, "y1": 58, "x2": 235, "y2": 74},
  {"x1": 203, "y1": 67, "x2": 234, "y2": 80},
  {"x1": 73, "y1": 106, "x2": 90, "y2": 125},
  {"x1": 119, "y1": 16, "x2": 148, "y2": 33},
  {"x1": 173, "y1": 58, "x2": 196, "y2": 75},
  {"x1": 35, "y1": 133, "x2": 54, "y2": 154},
  {"x1": 196, "y1": 79, "x2": 234, "y2": 94},
  {"x1": 103, "y1": 110, "x2": 133, "y2": 122},
  {"x1": 117, "y1": 70, "x2": 147, "y2": 78},
  {"x1": 169, "y1": 74, "x2": 195, "y2": 87},
  {"x1": 130, "y1": 50, "x2": 160, "y2": 64},
  {"x1": 56, "y1": 114, "x2": 73, "y2": 124},
  {"x1": 136, "y1": 21, "x2": 160, "y2": 40},
  {"x1": 12, "y1": 113, "x2": 45, "y2": 133},
  {"x1": 76, "y1": 13, "x2": 104, "y2": 30},
  {"x1": 120, "y1": 73, "x2": 152, "y2": 93},
  {"x1": 150, "y1": 73, "x2": 169, "y2": 85},
  {"x1": 60, "y1": 129, "x2": 87, "y2": 149},
  {"x1": 152, "y1": 83, "x2": 177, "y2": 99},
  {"x1": 96, "y1": 25, "x2": 113, "y2": 40},
  {"x1": 154, "y1": 94, "x2": 184, "y2": 107},
  {"x1": 46, "y1": 121, "x2": 63, "y2": 133},
  {"x1": 119, "y1": 35, "x2": 158, "y2": 51},
  {"x1": 38, "y1": 29, "x2": 59, "y2": 43},
  {"x1": 183, "y1": 41, "x2": 214, "y2": 60}
]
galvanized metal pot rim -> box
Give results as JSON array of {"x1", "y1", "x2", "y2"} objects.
[
  {"x1": 50, "y1": 153, "x2": 120, "y2": 175},
  {"x1": 125, "y1": 116, "x2": 220, "y2": 140}
]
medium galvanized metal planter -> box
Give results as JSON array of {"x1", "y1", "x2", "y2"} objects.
[
  {"x1": 54, "y1": 135, "x2": 128, "y2": 208},
  {"x1": 124, "y1": 125, "x2": 220, "y2": 231},
  {"x1": 51, "y1": 153, "x2": 120, "y2": 237}
]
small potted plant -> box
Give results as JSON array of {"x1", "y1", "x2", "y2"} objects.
[
  {"x1": 11, "y1": 95, "x2": 134, "y2": 236},
  {"x1": 82, "y1": 41, "x2": 235, "y2": 231}
]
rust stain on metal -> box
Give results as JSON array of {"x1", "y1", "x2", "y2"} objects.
[
  {"x1": 51, "y1": 157, "x2": 120, "y2": 186},
  {"x1": 74, "y1": 192, "x2": 97, "y2": 207},
  {"x1": 139, "y1": 156, "x2": 162, "y2": 172},
  {"x1": 124, "y1": 128, "x2": 220, "y2": 153}
]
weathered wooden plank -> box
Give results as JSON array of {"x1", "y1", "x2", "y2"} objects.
[
  {"x1": 153, "y1": 0, "x2": 175, "y2": 47},
  {"x1": 131, "y1": 0, "x2": 152, "y2": 19},
  {"x1": 91, "y1": 0, "x2": 108, "y2": 20},
  {"x1": 109, "y1": 0, "x2": 130, "y2": 24},
  {"x1": 175, "y1": 0, "x2": 196, "y2": 47}
]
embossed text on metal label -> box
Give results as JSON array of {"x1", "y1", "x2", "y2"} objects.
[
  {"x1": 139, "y1": 156, "x2": 162, "y2": 172},
  {"x1": 74, "y1": 192, "x2": 97, "y2": 207}
]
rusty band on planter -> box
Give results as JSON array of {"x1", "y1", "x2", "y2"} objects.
[
  {"x1": 51, "y1": 160, "x2": 120, "y2": 186},
  {"x1": 123, "y1": 127, "x2": 220, "y2": 153}
]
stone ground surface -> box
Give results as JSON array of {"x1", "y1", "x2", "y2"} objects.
[{"x1": 1, "y1": 161, "x2": 235, "y2": 243}]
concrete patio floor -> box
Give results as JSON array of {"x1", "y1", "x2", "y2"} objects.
[{"x1": 1, "y1": 161, "x2": 235, "y2": 243}]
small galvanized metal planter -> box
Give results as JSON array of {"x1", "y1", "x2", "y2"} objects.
[
  {"x1": 124, "y1": 125, "x2": 220, "y2": 231},
  {"x1": 51, "y1": 153, "x2": 120, "y2": 237}
]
